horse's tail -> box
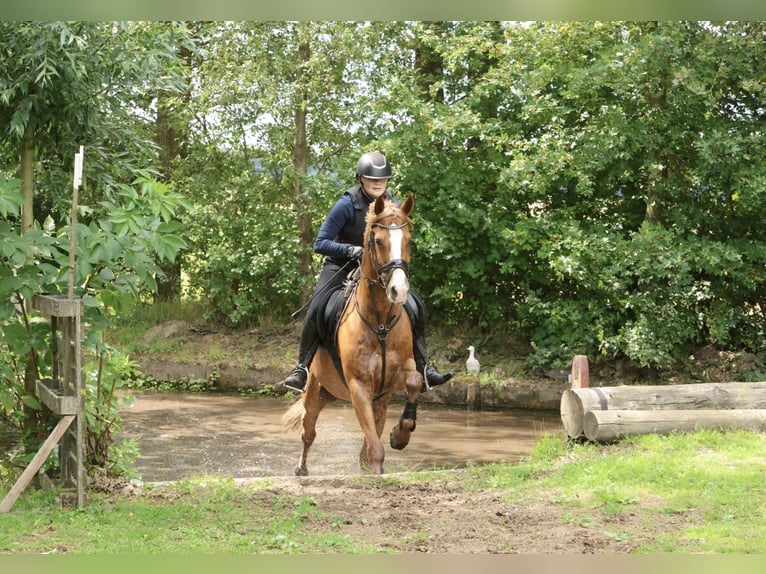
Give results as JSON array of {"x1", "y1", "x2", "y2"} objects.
[{"x1": 281, "y1": 397, "x2": 305, "y2": 432}]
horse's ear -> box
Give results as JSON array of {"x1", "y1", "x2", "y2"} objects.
[
  {"x1": 374, "y1": 194, "x2": 386, "y2": 215},
  {"x1": 401, "y1": 193, "x2": 414, "y2": 216}
]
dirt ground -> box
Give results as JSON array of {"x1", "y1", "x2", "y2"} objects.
[
  {"x1": 272, "y1": 473, "x2": 658, "y2": 554},
  {"x1": 96, "y1": 467, "x2": 680, "y2": 554},
  {"x1": 120, "y1": 320, "x2": 755, "y2": 554}
]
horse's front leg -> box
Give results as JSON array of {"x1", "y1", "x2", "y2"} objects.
[
  {"x1": 390, "y1": 360, "x2": 422, "y2": 451},
  {"x1": 349, "y1": 379, "x2": 385, "y2": 474}
]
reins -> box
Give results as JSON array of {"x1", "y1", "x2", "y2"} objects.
[
  {"x1": 354, "y1": 219, "x2": 410, "y2": 400},
  {"x1": 290, "y1": 258, "x2": 356, "y2": 319}
]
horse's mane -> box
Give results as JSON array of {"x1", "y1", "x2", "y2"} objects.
[{"x1": 365, "y1": 199, "x2": 413, "y2": 233}]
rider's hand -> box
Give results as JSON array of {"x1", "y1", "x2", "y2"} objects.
[{"x1": 347, "y1": 245, "x2": 363, "y2": 260}]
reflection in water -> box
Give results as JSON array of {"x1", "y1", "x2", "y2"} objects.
[{"x1": 118, "y1": 391, "x2": 563, "y2": 483}]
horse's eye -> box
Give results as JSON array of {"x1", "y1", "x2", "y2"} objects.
[{"x1": 374, "y1": 238, "x2": 384, "y2": 248}]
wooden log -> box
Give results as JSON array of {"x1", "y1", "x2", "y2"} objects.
[
  {"x1": 584, "y1": 408, "x2": 766, "y2": 442},
  {"x1": 31, "y1": 294, "x2": 82, "y2": 318},
  {"x1": 560, "y1": 382, "x2": 766, "y2": 438},
  {"x1": 36, "y1": 378, "x2": 79, "y2": 415}
]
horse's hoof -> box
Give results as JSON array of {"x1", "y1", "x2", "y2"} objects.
[
  {"x1": 389, "y1": 426, "x2": 410, "y2": 450},
  {"x1": 295, "y1": 466, "x2": 308, "y2": 476}
]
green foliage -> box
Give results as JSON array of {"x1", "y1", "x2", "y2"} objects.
[
  {"x1": 5, "y1": 21, "x2": 766, "y2": 451},
  {"x1": 0, "y1": 20, "x2": 195, "y2": 475},
  {"x1": 179, "y1": 156, "x2": 306, "y2": 325},
  {"x1": 172, "y1": 22, "x2": 412, "y2": 327},
  {"x1": 170, "y1": 20, "x2": 766, "y2": 370},
  {"x1": 505, "y1": 215, "x2": 766, "y2": 369},
  {"x1": 83, "y1": 348, "x2": 140, "y2": 473},
  {"x1": 0, "y1": 174, "x2": 22, "y2": 217},
  {"x1": 0, "y1": 174, "x2": 189, "y2": 475},
  {"x1": 410, "y1": 21, "x2": 766, "y2": 370}
]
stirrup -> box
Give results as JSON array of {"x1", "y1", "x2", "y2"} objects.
[
  {"x1": 421, "y1": 363, "x2": 431, "y2": 392},
  {"x1": 420, "y1": 363, "x2": 453, "y2": 392}
]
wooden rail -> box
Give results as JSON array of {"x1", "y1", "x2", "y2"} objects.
[
  {"x1": 0, "y1": 416, "x2": 75, "y2": 513},
  {"x1": 560, "y1": 355, "x2": 766, "y2": 442}
]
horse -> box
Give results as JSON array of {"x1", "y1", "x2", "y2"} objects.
[{"x1": 281, "y1": 193, "x2": 423, "y2": 475}]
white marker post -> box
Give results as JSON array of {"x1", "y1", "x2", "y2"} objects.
[{"x1": 69, "y1": 146, "x2": 84, "y2": 298}]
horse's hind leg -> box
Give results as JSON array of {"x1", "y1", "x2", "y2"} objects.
[
  {"x1": 295, "y1": 381, "x2": 332, "y2": 476},
  {"x1": 390, "y1": 366, "x2": 422, "y2": 450}
]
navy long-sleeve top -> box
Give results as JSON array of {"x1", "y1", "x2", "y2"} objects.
[{"x1": 314, "y1": 185, "x2": 397, "y2": 266}]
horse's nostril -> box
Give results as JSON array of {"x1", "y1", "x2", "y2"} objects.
[{"x1": 390, "y1": 286, "x2": 398, "y2": 299}]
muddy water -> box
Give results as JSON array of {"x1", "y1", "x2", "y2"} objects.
[{"x1": 118, "y1": 391, "x2": 563, "y2": 483}]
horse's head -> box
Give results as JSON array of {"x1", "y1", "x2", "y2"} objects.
[{"x1": 364, "y1": 194, "x2": 414, "y2": 305}]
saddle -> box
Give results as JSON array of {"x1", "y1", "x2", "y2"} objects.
[
  {"x1": 315, "y1": 268, "x2": 421, "y2": 383},
  {"x1": 315, "y1": 270, "x2": 358, "y2": 382}
]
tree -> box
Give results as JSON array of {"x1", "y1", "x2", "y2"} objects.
[
  {"x1": 154, "y1": 23, "x2": 196, "y2": 301},
  {"x1": 177, "y1": 21, "x2": 406, "y2": 325},
  {"x1": 0, "y1": 21, "x2": 191, "y2": 473},
  {"x1": 381, "y1": 22, "x2": 514, "y2": 328},
  {"x1": 487, "y1": 22, "x2": 766, "y2": 371}
]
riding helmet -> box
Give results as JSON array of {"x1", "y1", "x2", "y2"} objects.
[{"x1": 356, "y1": 151, "x2": 392, "y2": 180}]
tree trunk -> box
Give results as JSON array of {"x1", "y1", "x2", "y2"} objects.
[
  {"x1": 154, "y1": 31, "x2": 192, "y2": 301},
  {"x1": 414, "y1": 22, "x2": 446, "y2": 104},
  {"x1": 584, "y1": 408, "x2": 766, "y2": 443},
  {"x1": 20, "y1": 124, "x2": 34, "y2": 233},
  {"x1": 293, "y1": 23, "x2": 313, "y2": 304},
  {"x1": 561, "y1": 382, "x2": 766, "y2": 439},
  {"x1": 18, "y1": 125, "x2": 44, "y2": 439}
]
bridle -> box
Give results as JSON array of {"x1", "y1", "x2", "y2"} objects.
[
  {"x1": 361, "y1": 220, "x2": 411, "y2": 288},
  {"x1": 354, "y1": 217, "x2": 412, "y2": 400}
]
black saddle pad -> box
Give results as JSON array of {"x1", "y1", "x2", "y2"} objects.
[{"x1": 315, "y1": 285, "x2": 353, "y2": 381}]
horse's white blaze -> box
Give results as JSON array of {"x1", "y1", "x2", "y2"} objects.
[{"x1": 386, "y1": 227, "x2": 409, "y2": 305}]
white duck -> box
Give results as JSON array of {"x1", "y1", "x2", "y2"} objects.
[{"x1": 466, "y1": 345, "x2": 480, "y2": 375}]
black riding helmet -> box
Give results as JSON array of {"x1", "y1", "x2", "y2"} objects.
[{"x1": 356, "y1": 151, "x2": 392, "y2": 180}]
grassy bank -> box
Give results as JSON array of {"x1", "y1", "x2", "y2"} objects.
[{"x1": 2, "y1": 429, "x2": 765, "y2": 554}]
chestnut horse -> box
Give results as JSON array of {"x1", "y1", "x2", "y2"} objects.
[{"x1": 282, "y1": 193, "x2": 423, "y2": 475}]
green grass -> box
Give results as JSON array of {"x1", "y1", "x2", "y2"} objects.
[
  {"x1": 0, "y1": 477, "x2": 382, "y2": 554},
  {"x1": 2, "y1": 430, "x2": 766, "y2": 553},
  {"x1": 466, "y1": 429, "x2": 766, "y2": 553}
]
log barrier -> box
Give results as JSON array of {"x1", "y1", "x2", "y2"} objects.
[
  {"x1": 583, "y1": 408, "x2": 766, "y2": 443},
  {"x1": 560, "y1": 381, "x2": 766, "y2": 440}
]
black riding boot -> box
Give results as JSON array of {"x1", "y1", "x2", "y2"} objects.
[
  {"x1": 279, "y1": 319, "x2": 319, "y2": 394},
  {"x1": 414, "y1": 333, "x2": 454, "y2": 392}
]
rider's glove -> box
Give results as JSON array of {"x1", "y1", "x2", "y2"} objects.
[{"x1": 347, "y1": 245, "x2": 363, "y2": 260}]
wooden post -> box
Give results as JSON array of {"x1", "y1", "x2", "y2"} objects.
[
  {"x1": 466, "y1": 383, "x2": 477, "y2": 410},
  {"x1": 584, "y1": 408, "x2": 766, "y2": 443},
  {"x1": 560, "y1": 382, "x2": 766, "y2": 439},
  {"x1": 571, "y1": 355, "x2": 589, "y2": 388},
  {"x1": 29, "y1": 294, "x2": 86, "y2": 510},
  {"x1": 0, "y1": 416, "x2": 75, "y2": 513},
  {"x1": 3, "y1": 148, "x2": 88, "y2": 513},
  {"x1": 69, "y1": 146, "x2": 83, "y2": 299}
]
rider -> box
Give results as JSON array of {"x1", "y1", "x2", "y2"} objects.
[{"x1": 278, "y1": 150, "x2": 454, "y2": 394}]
